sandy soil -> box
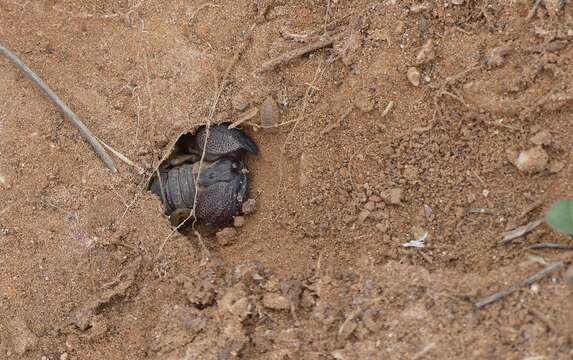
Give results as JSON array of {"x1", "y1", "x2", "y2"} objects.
[{"x1": 1, "y1": 0, "x2": 572, "y2": 359}]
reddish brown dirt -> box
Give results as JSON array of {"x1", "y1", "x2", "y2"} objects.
[{"x1": 1, "y1": 1, "x2": 572, "y2": 359}]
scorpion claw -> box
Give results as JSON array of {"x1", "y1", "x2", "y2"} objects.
[{"x1": 192, "y1": 124, "x2": 258, "y2": 159}]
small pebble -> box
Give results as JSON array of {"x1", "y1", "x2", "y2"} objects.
[
  {"x1": 416, "y1": 39, "x2": 435, "y2": 65},
  {"x1": 530, "y1": 283, "x2": 540, "y2": 294},
  {"x1": 262, "y1": 293, "x2": 290, "y2": 310},
  {"x1": 485, "y1": 46, "x2": 510, "y2": 69},
  {"x1": 407, "y1": 67, "x2": 421, "y2": 87},
  {"x1": 60, "y1": 353, "x2": 69, "y2": 360},
  {"x1": 515, "y1": 146, "x2": 548, "y2": 173},
  {"x1": 233, "y1": 216, "x2": 245, "y2": 228},
  {"x1": 242, "y1": 199, "x2": 257, "y2": 215}
]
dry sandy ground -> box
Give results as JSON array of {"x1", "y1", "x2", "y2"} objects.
[{"x1": 0, "y1": 1, "x2": 572, "y2": 359}]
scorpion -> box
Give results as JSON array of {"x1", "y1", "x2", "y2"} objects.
[{"x1": 150, "y1": 124, "x2": 257, "y2": 228}]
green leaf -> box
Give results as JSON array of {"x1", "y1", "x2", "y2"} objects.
[{"x1": 545, "y1": 199, "x2": 573, "y2": 236}]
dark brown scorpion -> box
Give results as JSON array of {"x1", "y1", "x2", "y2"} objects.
[{"x1": 150, "y1": 124, "x2": 257, "y2": 228}]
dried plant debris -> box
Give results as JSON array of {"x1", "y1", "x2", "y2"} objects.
[
  {"x1": 260, "y1": 96, "x2": 280, "y2": 128},
  {"x1": 501, "y1": 219, "x2": 543, "y2": 244}
]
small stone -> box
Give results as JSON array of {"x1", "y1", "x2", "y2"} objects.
[
  {"x1": 407, "y1": 67, "x2": 421, "y2": 87},
  {"x1": 60, "y1": 353, "x2": 69, "y2": 360},
  {"x1": 381, "y1": 188, "x2": 403, "y2": 205},
  {"x1": 242, "y1": 199, "x2": 257, "y2": 215},
  {"x1": 530, "y1": 283, "x2": 540, "y2": 294},
  {"x1": 515, "y1": 147, "x2": 548, "y2": 173},
  {"x1": 233, "y1": 216, "x2": 245, "y2": 228},
  {"x1": 262, "y1": 293, "x2": 290, "y2": 310},
  {"x1": 375, "y1": 223, "x2": 386, "y2": 232},
  {"x1": 357, "y1": 209, "x2": 370, "y2": 223},
  {"x1": 485, "y1": 46, "x2": 510, "y2": 69},
  {"x1": 530, "y1": 130, "x2": 552, "y2": 146},
  {"x1": 416, "y1": 39, "x2": 435, "y2": 65},
  {"x1": 354, "y1": 90, "x2": 374, "y2": 112},
  {"x1": 216, "y1": 227, "x2": 238, "y2": 246},
  {"x1": 451, "y1": 0, "x2": 465, "y2": 4}
]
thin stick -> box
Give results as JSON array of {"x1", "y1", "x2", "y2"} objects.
[
  {"x1": 475, "y1": 261, "x2": 564, "y2": 309},
  {"x1": 96, "y1": 136, "x2": 145, "y2": 174},
  {"x1": 0, "y1": 42, "x2": 117, "y2": 173},
  {"x1": 528, "y1": 243, "x2": 573, "y2": 251},
  {"x1": 258, "y1": 33, "x2": 343, "y2": 73}
]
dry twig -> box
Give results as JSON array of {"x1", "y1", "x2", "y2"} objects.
[
  {"x1": 528, "y1": 243, "x2": 573, "y2": 251},
  {"x1": 475, "y1": 261, "x2": 564, "y2": 309},
  {"x1": 0, "y1": 42, "x2": 117, "y2": 172},
  {"x1": 500, "y1": 219, "x2": 543, "y2": 244},
  {"x1": 258, "y1": 32, "x2": 343, "y2": 73}
]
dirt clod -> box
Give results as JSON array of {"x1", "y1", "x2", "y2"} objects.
[
  {"x1": 407, "y1": 67, "x2": 421, "y2": 87},
  {"x1": 515, "y1": 146, "x2": 549, "y2": 173},
  {"x1": 233, "y1": 216, "x2": 245, "y2": 228},
  {"x1": 485, "y1": 46, "x2": 510, "y2": 69},
  {"x1": 262, "y1": 293, "x2": 290, "y2": 310},
  {"x1": 416, "y1": 39, "x2": 435, "y2": 65},
  {"x1": 242, "y1": 199, "x2": 257, "y2": 215}
]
